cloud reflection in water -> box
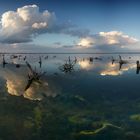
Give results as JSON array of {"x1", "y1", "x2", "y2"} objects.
[
  {"x1": 0, "y1": 64, "x2": 58, "y2": 100},
  {"x1": 78, "y1": 58, "x2": 136, "y2": 76}
]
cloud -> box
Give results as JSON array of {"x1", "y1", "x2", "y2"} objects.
[
  {"x1": 47, "y1": 22, "x2": 90, "y2": 38},
  {"x1": 0, "y1": 5, "x2": 55, "y2": 44},
  {"x1": 0, "y1": 5, "x2": 90, "y2": 44},
  {"x1": 32, "y1": 22, "x2": 48, "y2": 29},
  {"x1": 62, "y1": 28, "x2": 90, "y2": 38},
  {"x1": 0, "y1": 4, "x2": 138, "y2": 52},
  {"x1": 77, "y1": 31, "x2": 139, "y2": 50},
  {"x1": 78, "y1": 37, "x2": 94, "y2": 48}
]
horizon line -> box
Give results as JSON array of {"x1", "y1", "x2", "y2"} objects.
[{"x1": 1, "y1": 52, "x2": 140, "y2": 54}]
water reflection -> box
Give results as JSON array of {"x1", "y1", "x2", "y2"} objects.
[
  {"x1": 100, "y1": 62, "x2": 135, "y2": 76},
  {"x1": 1, "y1": 53, "x2": 140, "y2": 140},
  {"x1": 78, "y1": 55, "x2": 135, "y2": 76},
  {"x1": 111, "y1": 56, "x2": 116, "y2": 64},
  {"x1": 0, "y1": 53, "x2": 139, "y2": 100},
  {"x1": 0, "y1": 63, "x2": 57, "y2": 100},
  {"x1": 25, "y1": 61, "x2": 46, "y2": 91},
  {"x1": 136, "y1": 60, "x2": 140, "y2": 74},
  {"x1": 78, "y1": 59, "x2": 94, "y2": 70},
  {"x1": 2, "y1": 54, "x2": 8, "y2": 68},
  {"x1": 118, "y1": 55, "x2": 128, "y2": 70},
  {"x1": 59, "y1": 56, "x2": 76, "y2": 73},
  {"x1": 38, "y1": 56, "x2": 42, "y2": 68}
]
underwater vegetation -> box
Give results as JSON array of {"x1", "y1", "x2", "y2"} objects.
[
  {"x1": 130, "y1": 114, "x2": 140, "y2": 122},
  {"x1": 79, "y1": 122, "x2": 122, "y2": 135},
  {"x1": 0, "y1": 54, "x2": 140, "y2": 140}
]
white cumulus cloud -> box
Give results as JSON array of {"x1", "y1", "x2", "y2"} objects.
[
  {"x1": 78, "y1": 31, "x2": 139, "y2": 49},
  {"x1": 0, "y1": 5, "x2": 55, "y2": 44},
  {"x1": 78, "y1": 37, "x2": 94, "y2": 48},
  {"x1": 32, "y1": 22, "x2": 48, "y2": 29}
]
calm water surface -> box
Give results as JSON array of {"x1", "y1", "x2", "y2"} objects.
[{"x1": 0, "y1": 53, "x2": 140, "y2": 140}]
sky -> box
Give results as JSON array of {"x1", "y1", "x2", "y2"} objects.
[{"x1": 0, "y1": 0, "x2": 140, "y2": 52}]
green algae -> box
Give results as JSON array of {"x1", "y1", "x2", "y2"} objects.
[
  {"x1": 79, "y1": 122, "x2": 122, "y2": 135},
  {"x1": 130, "y1": 114, "x2": 140, "y2": 121},
  {"x1": 68, "y1": 115, "x2": 91, "y2": 125},
  {"x1": 74, "y1": 95, "x2": 86, "y2": 102}
]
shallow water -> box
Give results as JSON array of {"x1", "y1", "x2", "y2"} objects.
[{"x1": 0, "y1": 53, "x2": 140, "y2": 140}]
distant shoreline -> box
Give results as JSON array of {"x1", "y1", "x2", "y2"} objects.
[{"x1": 1, "y1": 52, "x2": 140, "y2": 54}]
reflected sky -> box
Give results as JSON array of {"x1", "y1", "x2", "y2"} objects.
[
  {"x1": 0, "y1": 53, "x2": 139, "y2": 100},
  {"x1": 0, "y1": 62, "x2": 58, "y2": 100},
  {"x1": 1, "y1": 53, "x2": 140, "y2": 140}
]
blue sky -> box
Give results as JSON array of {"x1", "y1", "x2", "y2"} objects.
[
  {"x1": 0, "y1": 0, "x2": 140, "y2": 52},
  {"x1": 0, "y1": 0, "x2": 140, "y2": 34}
]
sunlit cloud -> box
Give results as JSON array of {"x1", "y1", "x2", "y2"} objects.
[
  {"x1": 32, "y1": 22, "x2": 48, "y2": 29},
  {"x1": 0, "y1": 4, "x2": 139, "y2": 53},
  {"x1": 0, "y1": 4, "x2": 90, "y2": 46},
  {"x1": 77, "y1": 31, "x2": 139, "y2": 50},
  {"x1": 0, "y1": 5, "x2": 55, "y2": 44},
  {"x1": 78, "y1": 37, "x2": 94, "y2": 48}
]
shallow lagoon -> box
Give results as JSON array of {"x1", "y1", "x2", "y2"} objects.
[{"x1": 0, "y1": 53, "x2": 140, "y2": 140}]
